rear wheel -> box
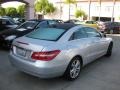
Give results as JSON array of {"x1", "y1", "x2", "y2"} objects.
[
  {"x1": 64, "y1": 57, "x2": 81, "y2": 80},
  {"x1": 105, "y1": 42, "x2": 113, "y2": 57}
]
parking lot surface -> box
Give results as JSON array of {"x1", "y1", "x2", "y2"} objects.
[{"x1": 0, "y1": 35, "x2": 120, "y2": 90}]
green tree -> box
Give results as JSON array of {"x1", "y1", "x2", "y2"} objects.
[
  {"x1": 45, "y1": 3, "x2": 56, "y2": 14},
  {"x1": 64, "y1": 0, "x2": 76, "y2": 20},
  {"x1": 17, "y1": 5, "x2": 26, "y2": 17},
  {"x1": 0, "y1": 7, "x2": 5, "y2": 16},
  {"x1": 5, "y1": 7, "x2": 17, "y2": 17},
  {"x1": 75, "y1": 9, "x2": 87, "y2": 19},
  {"x1": 35, "y1": 0, "x2": 56, "y2": 16},
  {"x1": 35, "y1": 0, "x2": 48, "y2": 13}
]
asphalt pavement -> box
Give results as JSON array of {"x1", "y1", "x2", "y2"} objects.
[{"x1": 0, "y1": 35, "x2": 120, "y2": 90}]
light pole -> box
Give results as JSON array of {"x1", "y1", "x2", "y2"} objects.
[
  {"x1": 98, "y1": 0, "x2": 101, "y2": 21},
  {"x1": 88, "y1": 0, "x2": 91, "y2": 20},
  {"x1": 68, "y1": 3, "x2": 70, "y2": 20},
  {"x1": 60, "y1": 0, "x2": 62, "y2": 19},
  {"x1": 111, "y1": 0, "x2": 116, "y2": 22}
]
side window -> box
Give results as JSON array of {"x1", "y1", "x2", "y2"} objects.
[
  {"x1": 6, "y1": 20, "x2": 12, "y2": 25},
  {"x1": 36, "y1": 21, "x2": 48, "y2": 28},
  {"x1": 114, "y1": 22, "x2": 119, "y2": 27},
  {"x1": 84, "y1": 27, "x2": 101, "y2": 37},
  {"x1": 70, "y1": 28, "x2": 87, "y2": 40},
  {"x1": 48, "y1": 20, "x2": 57, "y2": 25},
  {"x1": 1, "y1": 19, "x2": 7, "y2": 25}
]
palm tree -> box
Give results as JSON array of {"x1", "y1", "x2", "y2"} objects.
[
  {"x1": 88, "y1": 0, "x2": 91, "y2": 20},
  {"x1": 111, "y1": 0, "x2": 116, "y2": 22},
  {"x1": 75, "y1": 9, "x2": 86, "y2": 19},
  {"x1": 35, "y1": 0, "x2": 56, "y2": 18},
  {"x1": 98, "y1": 0, "x2": 101, "y2": 21},
  {"x1": 64, "y1": 0, "x2": 76, "y2": 20}
]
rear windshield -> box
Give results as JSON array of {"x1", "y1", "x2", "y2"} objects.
[{"x1": 26, "y1": 28, "x2": 66, "y2": 41}]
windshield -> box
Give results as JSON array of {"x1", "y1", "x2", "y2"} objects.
[
  {"x1": 9, "y1": 18, "x2": 16, "y2": 24},
  {"x1": 17, "y1": 21, "x2": 38, "y2": 31},
  {"x1": 26, "y1": 28, "x2": 66, "y2": 41}
]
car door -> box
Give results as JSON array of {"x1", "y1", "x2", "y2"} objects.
[
  {"x1": 0, "y1": 19, "x2": 8, "y2": 30},
  {"x1": 0, "y1": 19, "x2": 5, "y2": 31},
  {"x1": 84, "y1": 27, "x2": 107, "y2": 60},
  {"x1": 67, "y1": 28, "x2": 94, "y2": 65}
]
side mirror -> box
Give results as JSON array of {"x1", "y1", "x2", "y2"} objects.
[
  {"x1": 101, "y1": 33, "x2": 106, "y2": 37},
  {"x1": 99, "y1": 30, "x2": 106, "y2": 37}
]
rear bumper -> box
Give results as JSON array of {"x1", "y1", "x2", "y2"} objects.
[{"x1": 9, "y1": 53, "x2": 67, "y2": 78}]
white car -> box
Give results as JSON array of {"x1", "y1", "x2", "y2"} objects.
[{"x1": 9, "y1": 23, "x2": 113, "y2": 80}]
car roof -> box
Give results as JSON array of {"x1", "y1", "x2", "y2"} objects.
[
  {"x1": 28, "y1": 19, "x2": 45, "y2": 22},
  {"x1": 48, "y1": 23, "x2": 78, "y2": 30},
  {"x1": 28, "y1": 19, "x2": 57, "y2": 22}
]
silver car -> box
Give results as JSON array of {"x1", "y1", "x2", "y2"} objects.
[{"x1": 9, "y1": 23, "x2": 113, "y2": 80}]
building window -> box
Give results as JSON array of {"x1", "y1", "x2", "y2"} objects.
[
  {"x1": 118, "y1": 6, "x2": 120, "y2": 11},
  {"x1": 105, "y1": 6, "x2": 112, "y2": 12},
  {"x1": 95, "y1": 6, "x2": 100, "y2": 11}
]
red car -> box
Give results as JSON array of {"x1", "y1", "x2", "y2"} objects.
[{"x1": 98, "y1": 21, "x2": 120, "y2": 34}]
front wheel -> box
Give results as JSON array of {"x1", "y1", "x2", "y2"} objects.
[
  {"x1": 105, "y1": 42, "x2": 113, "y2": 57},
  {"x1": 64, "y1": 57, "x2": 81, "y2": 80}
]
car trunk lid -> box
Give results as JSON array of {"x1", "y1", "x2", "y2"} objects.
[{"x1": 12, "y1": 36, "x2": 56, "y2": 60}]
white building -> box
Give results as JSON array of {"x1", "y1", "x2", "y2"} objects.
[
  {"x1": 45, "y1": 0, "x2": 120, "y2": 21},
  {"x1": 1, "y1": 0, "x2": 120, "y2": 21}
]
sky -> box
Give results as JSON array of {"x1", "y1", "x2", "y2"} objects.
[
  {"x1": 1, "y1": 1, "x2": 25, "y2": 8},
  {"x1": 1, "y1": 0, "x2": 60, "y2": 8}
]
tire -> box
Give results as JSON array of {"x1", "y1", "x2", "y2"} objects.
[
  {"x1": 105, "y1": 42, "x2": 113, "y2": 57},
  {"x1": 64, "y1": 57, "x2": 82, "y2": 81}
]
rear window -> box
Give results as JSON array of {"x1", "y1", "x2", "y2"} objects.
[{"x1": 26, "y1": 28, "x2": 66, "y2": 41}]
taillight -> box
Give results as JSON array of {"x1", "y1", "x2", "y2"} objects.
[{"x1": 31, "y1": 50, "x2": 61, "y2": 61}]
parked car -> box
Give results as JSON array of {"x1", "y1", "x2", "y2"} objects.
[
  {"x1": 9, "y1": 23, "x2": 113, "y2": 80},
  {"x1": 98, "y1": 21, "x2": 120, "y2": 34},
  {"x1": 0, "y1": 18, "x2": 18, "y2": 32},
  {"x1": 13, "y1": 18, "x2": 26, "y2": 24},
  {"x1": 80, "y1": 20, "x2": 98, "y2": 29},
  {"x1": 0, "y1": 19, "x2": 59, "y2": 48},
  {"x1": 1, "y1": 16, "x2": 15, "y2": 23},
  {"x1": 65, "y1": 20, "x2": 98, "y2": 29},
  {"x1": 53, "y1": 19, "x2": 64, "y2": 23},
  {"x1": 64, "y1": 19, "x2": 80, "y2": 24}
]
